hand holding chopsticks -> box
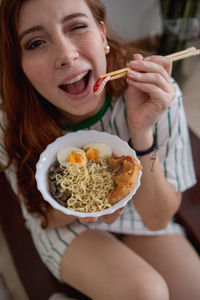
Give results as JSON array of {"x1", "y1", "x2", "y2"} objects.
[
  {"x1": 93, "y1": 47, "x2": 200, "y2": 94},
  {"x1": 103, "y1": 47, "x2": 200, "y2": 81}
]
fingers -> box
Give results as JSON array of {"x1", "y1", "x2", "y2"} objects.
[
  {"x1": 144, "y1": 55, "x2": 172, "y2": 75},
  {"x1": 78, "y1": 207, "x2": 125, "y2": 225},
  {"x1": 127, "y1": 55, "x2": 176, "y2": 103},
  {"x1": 127, "y1": 69, "x2": 172, "y2": 93},
  {"x1": 133, "y1": 53, "x2": 143, "y2": 61},
  {"x1": 132, "y1": 53, "x2": 172, "y2": 76},
  {"x1": 100, "y1": 207, "x2": 125, "y2": 225},
  {"x1": 79, "y1": 217, "x2": 98, "y2": 224},
  {"x1": 129, "y1": 59, "x2": 170, "y2": 83},
  {"x1": 127, "y1": 78, "x2": 176, "y2": 107}
]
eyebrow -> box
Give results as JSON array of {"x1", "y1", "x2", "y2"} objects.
[
  {"x1": 19, "y1": 13, "x2": 88, "y2": 41},
  {"x1": 61, "y1": 13, "x2": 88, "y2": 24}
]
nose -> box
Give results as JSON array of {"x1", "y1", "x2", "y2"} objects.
[{"x1": 54, "y1": 37, "x2": 79, "y2": 69}]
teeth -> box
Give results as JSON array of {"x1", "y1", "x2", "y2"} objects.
[{"x1": 63, "y1": 71, "x2": 88, "y2": 85}]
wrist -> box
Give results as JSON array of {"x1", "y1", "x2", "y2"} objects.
[
  {"x1": 129, "y1": 129, "x2": 154, "y2": 150},
  {"x1": 128, "y1": 131, "x2": 158, "y2": 157}
]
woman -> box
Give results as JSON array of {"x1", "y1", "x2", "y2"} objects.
[{"x1": 0, "y1": 0, "x2": 200, "y2": 299}]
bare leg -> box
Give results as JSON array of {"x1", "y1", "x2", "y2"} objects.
[
  {"x1": 60, "y1": 229, "x2": 169, "y2": 300},
  {"x1": 122, "y1": 234, "x2": 200, "y2": 300}
]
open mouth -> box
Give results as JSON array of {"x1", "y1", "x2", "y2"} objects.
[{"x1": 59, "y1": 70, "x2": 91, "y2": 95}]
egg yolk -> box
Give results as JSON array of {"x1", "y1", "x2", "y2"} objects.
[
  {"x1": 66, "y1": 151, "x2": 86, "y2": 165},
  {"x1": 86, "y1": 148, "x2": 100, "y2": 159}
]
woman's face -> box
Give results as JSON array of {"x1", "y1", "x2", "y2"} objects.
[{"x1": 18, "y1": 0, "x2": 108, "y2": 123}]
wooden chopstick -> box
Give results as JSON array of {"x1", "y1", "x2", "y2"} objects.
[
  {"x1": 101, "y1": 47, "x2": 200, "y2": 81},
  {"x1": 165, "y1": 47, "x2": 196, "y2": 59},
  {"x1": 102, "y1": 67, "x2": 130, "y2": 78},
  {"x1": 166, "y1": 48, "x2": 200, "y2": 62},
  {"x1": 109, "y1": 71, "x2": 128, "y2": 81}
]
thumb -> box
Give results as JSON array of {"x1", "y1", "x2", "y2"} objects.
[{"x1": 133, "y1": 53, "x2": 143, "y2": 61}]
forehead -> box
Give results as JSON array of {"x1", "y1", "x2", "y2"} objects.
[{"x1": 18, "y1": 0, "x2": 94, "y2": 32}]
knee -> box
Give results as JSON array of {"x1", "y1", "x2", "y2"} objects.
[
  {"x1": 104, "y1": 269, "x2": 169, "y2": 300},
  {"x1": 108, "y1": 270, "x2": 169, "y2": 300},
  {"x1": 130, "y1": 271, "x2": 169, "y2": 300}
]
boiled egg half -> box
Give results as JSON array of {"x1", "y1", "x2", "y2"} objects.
[
  {"x1": 57, "y1": 147, "x2": 87, "y2": 167},
  {"x1": 83, "y1": 142, "x2": 112, "y2": 159}
]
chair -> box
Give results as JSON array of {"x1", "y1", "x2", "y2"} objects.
[{"x1": 0, "y1": 129, "x2": 199, "y2": 300}]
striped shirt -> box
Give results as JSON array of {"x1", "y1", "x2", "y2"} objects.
[{"x1": 0, "y1": 79, "x2": 196, "y2": 280}]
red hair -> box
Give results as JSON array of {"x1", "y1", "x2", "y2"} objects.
[{"x1": 0, "y1": 0, "x2": 143, "y2": 227}]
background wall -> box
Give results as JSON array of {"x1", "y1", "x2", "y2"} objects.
[{"x1": 101, "y1": 0, "x2": 163, "y2": 41}]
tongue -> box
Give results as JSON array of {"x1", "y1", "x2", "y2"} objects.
[{"x1": 64, "y1": 78, "x2": 86, "y2": 95}]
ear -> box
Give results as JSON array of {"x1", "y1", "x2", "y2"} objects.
[{"x1": 99, "y1": 21, "x2": 107, "y2": 44}]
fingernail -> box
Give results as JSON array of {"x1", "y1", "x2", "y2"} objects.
[
  {"x1": 128, "y1": 70, "x2": 137, "y2": 75},
  {"x1": 131, "y1": 61, "x2": 139, "y2": 65}
]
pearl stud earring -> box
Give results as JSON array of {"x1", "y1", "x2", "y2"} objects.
[{"x1": 105, "y1": 44, "x2": 110, "y2": 54}]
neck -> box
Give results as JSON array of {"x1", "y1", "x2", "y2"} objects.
[{"x1": 59, "y1": 93, "x2": 106, "y2": 126}]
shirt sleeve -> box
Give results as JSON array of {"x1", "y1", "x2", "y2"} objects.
[{"x1": 155, "y1": 78, "x2": 197, "y2": 192}]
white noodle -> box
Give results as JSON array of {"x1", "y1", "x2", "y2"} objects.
[{"x1": 55, "y1": 159, "x2": 114, "y2": 212}]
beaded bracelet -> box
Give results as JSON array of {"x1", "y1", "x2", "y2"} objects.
[{"x1": 128, "y1": 134, "x2": 158, "y2": 157}]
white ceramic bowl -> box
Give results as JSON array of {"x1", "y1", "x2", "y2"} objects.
[{"x1": 35, "y1": 130, "x2": 142, "y2": 218}]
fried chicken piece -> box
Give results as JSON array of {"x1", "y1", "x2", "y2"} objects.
[{"x1": 107, "y1": 156, "x2": 142, "y2": 205}]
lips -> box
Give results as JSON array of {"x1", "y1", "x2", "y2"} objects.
[{"x1": 59, "y1": 70, "x2": 91, "y2": 96}]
